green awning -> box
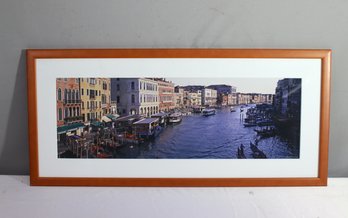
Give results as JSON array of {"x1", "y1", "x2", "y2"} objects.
[
  {"x1": 91, "y1": 121, "x2": 104, "y2": 128},
  {"x1": 57, "y1": 122, "x2": 84, "y2": 134}
]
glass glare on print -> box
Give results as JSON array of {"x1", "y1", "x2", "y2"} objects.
[{"x1": 56, "y1": 77, "x2": 302, "y2": 159}]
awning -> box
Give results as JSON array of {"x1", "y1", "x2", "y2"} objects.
[
  {"x1": 91, "y1": 121, "x2": 104, "y2": 128},
  {"x1": 57, "y1": 123, "x2": 84, "y2": 134},
  {"x1": 101, "y1": 116, "x2": 112, "y2": 123},
  {"x1": 133, "y1": 118, "x2": 159, "y2": 125},
  {"x1": 106, "y1": 114, "x2": 120, "y2": 121}
]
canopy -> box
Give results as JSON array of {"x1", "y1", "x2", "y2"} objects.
[
  {"x1": 57, "y1": 122, "x2": 84, "y2": 134},
  {"x1": 101, "y1": 116, "x2": 112, "y2": 123}
]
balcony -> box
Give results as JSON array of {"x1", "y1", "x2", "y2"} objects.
[
  {"x1": 64, "y1": 116, "x2": 84, "y2": 123},
  {"x1": 64, "y1": 99, "x2": 81, "y2": 104}
]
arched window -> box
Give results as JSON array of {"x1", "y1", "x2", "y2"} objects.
[
  {"x1": 58, "y1": 108, "x2": 62, "y2": 120},
  {"x1": 57, "y1": 88, "x2": 62, "y2": 101},
  {"x1": 76, "y1": 90, "x2": 79, "y2": 100},
  {"x1": 140, "y1": 108, "x2": 143, "y2": 114}
]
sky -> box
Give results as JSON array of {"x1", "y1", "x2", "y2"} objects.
[{"x1": 167, "y1": 78, "x2": 281, "y2": 94}]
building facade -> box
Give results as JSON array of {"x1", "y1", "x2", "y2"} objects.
[
  {"x1": 56, "y1": 78, "x2": 82, "y2": 127},
  {"x1": 274, "y1": 79, "x2": 301, "y2": 119},
  {"x1": 111, "y1": 78, "x2": 159, "y2": 116},
  {"x1": 201, "y1": 88, "x2": 217, "y2": 106},
  {"x1": 174, "y1": 86, "x2": 184, "y2": 108},
  {"x1": 100, "y1": 78, "x2": 112, "y2": 115},
  {"x1": 154, "y1": 78, "x2": 175, "y2": 112},
  {"x1": 187, "y1": 90, "x2": 202, "y2": 106},
  {"x1": 80, "y1": 78, "x2": 104, "y2": 123},
  {"x1": 236, "y1": 93, "x2": 251, "y2": 105},
  {"x1": 207, "y1": 84, "x2": 236, "y2": 94}
]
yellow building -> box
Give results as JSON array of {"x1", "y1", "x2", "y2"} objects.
[
  {"x1": 80, "y1": 78, "x2": 110, "y2": 123},
  {"x1": 100, "y1": 78, "x2": 112, "y2": 115}
]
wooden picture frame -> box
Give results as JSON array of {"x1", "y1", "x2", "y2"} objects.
[{"x1": 27, "y1": 49, "x2": 331, "y2": 186}]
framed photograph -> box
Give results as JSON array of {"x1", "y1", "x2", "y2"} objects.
[{"x1": 27, "y1": 49, "x2": 331, "y2": 186}]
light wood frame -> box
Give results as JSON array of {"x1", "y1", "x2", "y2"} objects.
[{"x1": 27, "y1": 49, "x2": 331, "y2": 187}]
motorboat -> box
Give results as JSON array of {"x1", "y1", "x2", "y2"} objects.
[
  {"x1": 230, "y1": 106, "x2": 236, "y2": 112},
  {"x1": 202, "y1": 108, "x2": 216, "y2": 116},
  {"x1": 168, "y1": 112, "x2": 182, "y2": 123}
]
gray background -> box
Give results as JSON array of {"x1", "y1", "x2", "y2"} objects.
[{"x1": 0, "y1": 0, "x2": 346, "y2": 176}]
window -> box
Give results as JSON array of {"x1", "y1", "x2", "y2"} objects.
[
  {"x1": 117, "y1": 96, "x2": 120, "y2": 103},
  {"x1": 65, "y1": 108, "x2": 69, "y2": 117},
  {"x1": 82, "y1": 102, "x2": 84, "y2": 109},
  {"x1": 58, "y1": 108, "x2": 62, "y2": 120},
  {"x1": 87, "y1": 101, "x2": 89, "y2": 109},
  {"x1": 131, "y1": 81, "x2": 135, "y2": 90},
  {"x1": 57, "y1": 88, "x2": 62, "y2": 101},
  {"x1": 81, "y1": 88, "x2": 84, "y2": 95},
  {"x1": 67, "y1": 90, "x2": 71, "y2": 100},
  {"x1": 131, "y1": 94, "x2": 135, "y2": 103}
]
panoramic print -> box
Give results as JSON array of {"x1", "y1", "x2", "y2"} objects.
[{"x1": 56, "y1": 77, "x2": 302, "y2": 159}]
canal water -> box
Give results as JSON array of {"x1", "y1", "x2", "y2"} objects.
[{"x1": 126, "y1": 106, "x2": 299, "y2": 159}]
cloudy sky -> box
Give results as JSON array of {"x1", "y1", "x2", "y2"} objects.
[{"x1": 167, "y1": 78, "x2": 281, "y2": 94}]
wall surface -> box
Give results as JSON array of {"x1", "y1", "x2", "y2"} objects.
[{"x1": 0, "y1": 0, "x2": 347, "y2": 176}]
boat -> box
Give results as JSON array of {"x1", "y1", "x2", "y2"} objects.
[
  {"x1": 250, "y1": 142, "x2": 267, "y2": 159},
  {"x1": 192, "y1": 106, "x2": 205, "y2": 113},
  {"x1": 243, "y1": 122, "x2": 257, "y2": 127},
  {"x1": 256, "y1": 119, "x2": 273, "y2": 126},
  {"x1": 132, "y1": 118, "x2": 161, "y2": 139},
  {"x1": 168, "y1": 112, "x2": 182, "y2": 123},
  {"x1": 202, "y1": 108, "x2": 216, "y2": 116},
  {"x1": 230, "y1": 106, "x2": 236, "y2": 112},
  {"x1": 237, "y1": 144, "x2": 246, "y2": 159},
  {"x1": 254, "y1": 127, "x2": 276, "y2": 138}
]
